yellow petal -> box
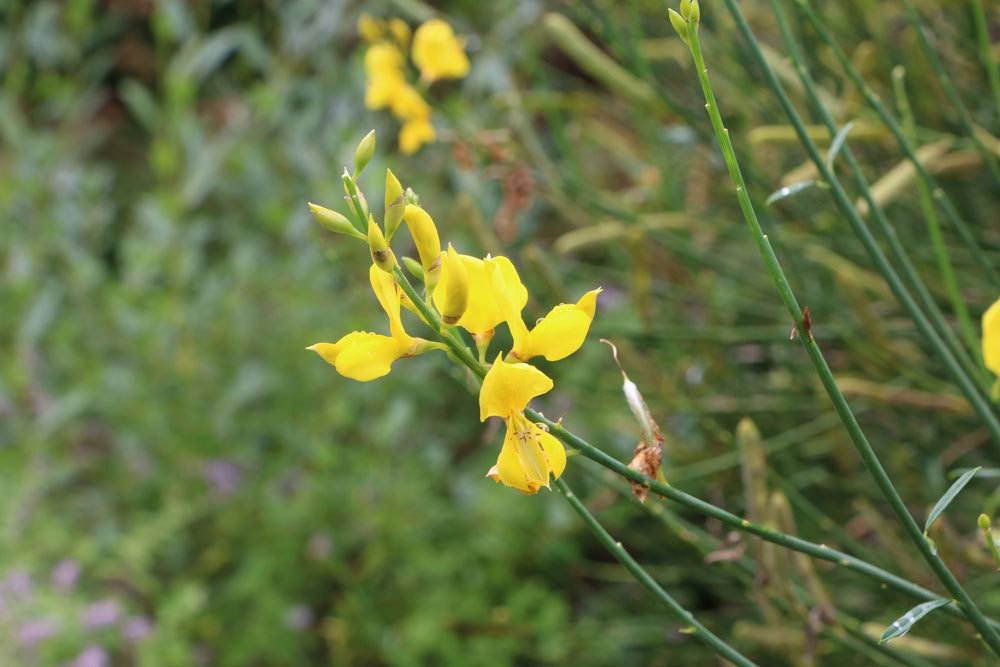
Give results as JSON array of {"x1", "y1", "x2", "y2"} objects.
[
  {"x1": 515, "y1": 288, "x2": 601, "y2": 362},
  {"x1": 536, "y1": 426, "x2": 567, "y2": 479},
  {"x1": 485, "y1": 255, "x2": 529, "y2": 344},
  {"x1": 357, "y1": 14, "x2": 383, "y2": 42},
  {"x1": 489, "y1": 416, "x2": 548, "y2": 493},
  {"x1": 368, "y1": 264, "x2": 410, "y2": 343},
  {"x1": 411, "y1": 19, "x2": 469, "y2": 83},
  {"x1": 388, "y1": 18, "x2": 411, "y2": 48},
  {"x1": 390, "y1": 84, "x2": 431, "y2": 120},
  {"x1": 984, "y1": 296, "x2": 1000, "y2": 377},
  {"x1": 449, "y1": 254, "x2": 526, "y2": 335},
  {"x1": 399, "y1": 116, "x2": 436, "y2": 155},
  {"x1": 479, "y1": 354, "x2": 553, "y2": 421},
  {"x1": 308, "y1": 332, "x2": 407, "y2": 382},
  {"x1": 433, "y1": 244, "x2": 470, "y2": 325}
]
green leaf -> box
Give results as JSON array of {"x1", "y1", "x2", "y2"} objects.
[
  {"x1": 925, "y1": 466, "x2": 981, "y2": 532},
  {"x1": 880, "y1": 599, "x2": 951, "y2": 643},
  {"x1": 825, "y1": 121, "x2": 855, "y2": 167},
  {"x1": 765, "y1": 180, "x2": 817, "y2": 207}
]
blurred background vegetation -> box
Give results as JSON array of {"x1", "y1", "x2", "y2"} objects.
[{"x1": 2, "y1": 0, "x2": 998, "y2": 664}]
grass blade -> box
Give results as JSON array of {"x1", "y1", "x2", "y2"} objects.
[
  {"x1": 880, "y1": 599, "x2": 952, "y2": 643},
  {"x1": 825, "y1": 121, "x2": 854, "y2": 167},
  {"x1": 925, "y1": 467, "x2": 981, "y2": 532},
  {"x1": 765, "y1": 179, "x2": 817, "y2": 206}
]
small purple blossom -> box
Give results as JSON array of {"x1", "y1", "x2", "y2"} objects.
[
  {"x1": 4, "y1": 569, "x2": 33, "y2": 600},
  {"x1": 201, "y1": 459, "x2": 243, "y2": 496},
  {"x1": 82, "y1": 599, "x2": 120, "y2": 630},
  {"x1": 51, "y1": 559, "x2": 81, "y2": 592},
  {"x1": 122, "y1": 616, "x2": 153, "y2": 644},
  {"x1": 284, "y1": 604, "x2": 313, "y2": 631},
  {"x1": 69, "y1": 645, "x2": 109, "y2": 667},
  {"x1": 17, "y1": 617, "x2": 61, "y2": 648}
]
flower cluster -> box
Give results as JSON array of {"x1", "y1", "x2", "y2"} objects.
[
  {"x1": 358, "y1": 15, "x2": 469, "y2": 155},
  {"x1": 308, "y1": 134, "x2": 600, "y2": 493}
]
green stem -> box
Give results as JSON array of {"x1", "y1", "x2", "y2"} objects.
[
  {"x1": 764, "y1": 2, "x2": 992, "y2": 399},
  {"x1": 683, "y1": 9, "x2": 1000, "y2": 654},
  {"x1": 555, "y1": 478, "x2": 759, "y2": 667},
  {"x1": 971, "y1": 0, "x2": 1000, "y2": 121},
  {"x1": 899, "y1": 0, "x2": 1000, "y2": 184},
  {"x1": 393, "y1": 247, "x2": 1000, "y2": 638},
  {"x1": 892, "y1": 66, "x2": 981, "y2": 360},
  {"x1": 795, "y1": 0, "x2": 1000, "y2": 288}
]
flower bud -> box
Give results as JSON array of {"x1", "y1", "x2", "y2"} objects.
[
  {"x1": 308, "y1": 202, "x2": 365, "y2": 239},
  {"x1": 402, "y1": 256, "x2": 424, "y2": 281},
  {"x1": 403, "y1": 204, "x2": 442, "y2": 288},
  {"x1": 680, "y1": 0, "x2": 699, "y2": 22},
  {"x1": 384, "y1": 168, "x2": 405, "y2": 240},
  {"x1": 354, "y1": 129, "x2": 376, "y2": 176},
  {"x1": 436, "y1": 244, "x2": 469, "y2": 325},
  {"x1": 368, "y1": 216, "x2": 395, "y2": 272},
  {"x1": 668, "y1": 8, "x2": 688, "y2": 43},
  {"x1": 980, "y1": 514, "x2": 992, "y2": 531}
]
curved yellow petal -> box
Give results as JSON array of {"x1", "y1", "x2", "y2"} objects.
[
  {"x1": 308, "y1": 331, "x2": 407, "y2": 382},
  {"x1": 399, "y1": 116, "x2": 436, "y2": 155},
  {"x1": 486, "y1": 255, "x2": 529, "y2": 345},
  {"x1": 479, "y1": 354, "x2": 553, "y2": 421},
  {"x1": 369, "y1": 265, "x2": 410, "y2": 343},
  {"x1": 402, "y1": 205, "x2": 442, "y2": 278},
  {"x1": 432, "y1": 244, "x2": 469, "y2": 325},
  {"x1": 984, "y1": 296, "x2": 1000, "y2": 377},
  {"x1": 411, "y1": 19, "x2": 469, "y2": 83},
  {"x1": 515, "y1": 288, "x2": 601, "y2": 362},
  {"x1": 488, "y1": 416, "x2": 548, "y2": 493},
  {"x1": 447, "y1": 254, "x2": 526, "y2": 335},
  {"x1": 536, "y1": 426, "x2": 567, "y2": 480}
]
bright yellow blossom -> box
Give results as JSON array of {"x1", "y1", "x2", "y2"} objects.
[
  {"x1": 412, "y1": 19, "x2": 470, "y2": 83},
  {"x1": 357, "y1": 13, "x2": 384, "y2": 42},
  {"x1": 487, "y1": 258, "x2": 601, "y2": 362},
  {"x1": 434, "y1": 254, "x2": 527, "y2": 336},
  {"x1": 479, "y1": 355, "x2": 566, "y2": 494},
  {"x1": 308, "y1": 265, "x2": 433, "y2": 381},
  {"x1": 984, "y1": 296, "x2": 1000, "y2": 378},
  {"x1": 399, "y1": 116, "x2": 436, "y2": 155},
  {"x1": 436, "y1": 244, "x2": 470, "y2": 325},
  {"x1": 388, "y1": 18, "x2": 411, "y2": 48}
]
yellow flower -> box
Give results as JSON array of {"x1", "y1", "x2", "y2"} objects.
[
  {"x1": 357, "y1": 13, "x2": 384, "y2": 42},
  {"x1": 434, "y1": 253, "x2": 527, "y2": 336},
  {"x1": 479, "y1": 355, "x2": 566, "y2": 493},
  {"x1": 411, "y1": 19, "x2": 469, "y2": 83},
  {"x1": 390, "y1": 84, "x2": 431, "y2": 121},
  {"x1": 984, "y1": 296, "x2": 1000, "y2": 378},
  {"x1": 363, "y1": 43, "x2": 406, "y2": 110},
  {"x1": 399, "y1": 116, "x2": 436, "y2": 155},
  {"x1": 308, "y1": 265, "x2": 431, "y2": 381},
  {"x1": 388, "y1": 18, "x2": 411, "y2": 48},
  {"x1": 486, "y1": 258, "x2": 601, "y2": 362},
  {"x1": 435, "y1": 244, "x2": 470, "y2": 325},
  {"x1": 402, "y1": 204, "x2": 442, "y2": 282}
]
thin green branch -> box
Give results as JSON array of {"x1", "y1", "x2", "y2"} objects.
[
  {"x1": 971, "y1": 0, "x2": 1000, "y2": 120},
  {"x1": 899, "y1": 0, "x2": 1000, "y2": 184},
  {"x1": 795, "y1": 0, "x2": 1000, "y2": 288},
  {"x1": 766, "y1": 6, "x2": 992, "y2": 412},
  {"x1": 679, "y1": 4, "x2": 1000, "y2": 654},
  {"x1": 556, "y1": 478, "x2": 759, "y2": 667}
]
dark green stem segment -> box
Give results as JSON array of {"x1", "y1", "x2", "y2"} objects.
[
  {"x1": 556, "y1": 478, "x2": 759, "y2": 667},
  {"x1": 795, "y1": 0, "x2": 1000, "y2": 287},
  {"x1": 766, "y1": 0, "x2": 987, "y2": 396},
  {"x1": 690, "y1": 6, "x2": 1000, "y2": 654},
  {"x1": 529, "y1": 408, "x2": 997, "y2": 633}
]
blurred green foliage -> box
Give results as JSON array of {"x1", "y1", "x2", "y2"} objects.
[{"x1": 1, "y1": 0, "x2": 998, "y2": 665}]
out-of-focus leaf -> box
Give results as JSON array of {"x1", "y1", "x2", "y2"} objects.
[
  {"x1": 879, "y1": 599, "x2": 951, "y2": 643},
  {"x1": 825, "y1": 120, "x2": 855, "y2": 167},
  {"x1": 765, "y1": 180, "x2": 817, "y2": 206}
]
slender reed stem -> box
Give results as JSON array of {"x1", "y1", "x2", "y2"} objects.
[
  {"x1": 795, "y1": 0, "x2": 1000, "y2": 288},
  {"x1": 556, "y1": 478, "x2": 758, "y2": 666},
  {"x1": 892, "y1": 66, "x2": 981, "y2": 359},
  {"x1": 764, "y1": 2, "x2": 991, "y2": 396},
  {"x1": 390, "y1": 254, "x2": 1000, "y2": 637},
  {"x1": 970, "y1": 0, "x2": 1000, "y2": 120},
  {"x1": 898, "y1": 0, "x2": 1000, "y2": 184},
  {"x1": 680, "y1": 5, "x2": 1000, "y2": 653}
]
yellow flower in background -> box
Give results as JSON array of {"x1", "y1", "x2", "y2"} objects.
[
  {"x1": 412, "y1": 19, "x2": 470, "y2": 83},
  {"x1": 434, "y1": 254, "x2": 527, "y2": 335},
  {"x1": 308, "y1": 265, "x2": 433, "y2": 381},
  {"x1": 479, "y1": 355, "x2": 566, "y2": 494},
  {"x1": 984, "y1": 296, "x2": 1000, "y2": 378},
  {"x1": 358, "y1": 16, "x2": 468, "y2": 154},
  {"x1": 488, "y1": 257, "x2": 601, "y2": 362},
  {"x1": 363, "y1": 42, "x2": 406, "y2": 110}
]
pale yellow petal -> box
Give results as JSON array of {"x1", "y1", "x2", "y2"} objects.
[
  {"x1": 479, "y1": 354, "x2": 553, "y2": 421},
  {"x1": 308, "y1": 331, "x2": 406, "y2": 382},
  {"x1": 411, "y1": 19, "x2": 469, "y2": 83},
  {"x1": 536, "y1": 426, "x2": 567, "y2": 479},
  {"x1": 984, "y1": 296, "x2": 1000, "y2": 377},
  {"x1": 489, "y1": 417, "x2": 547, "y2": 494},
  {"x1": 516, "y1": 288, "x2": 601, "y2": 362}
]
